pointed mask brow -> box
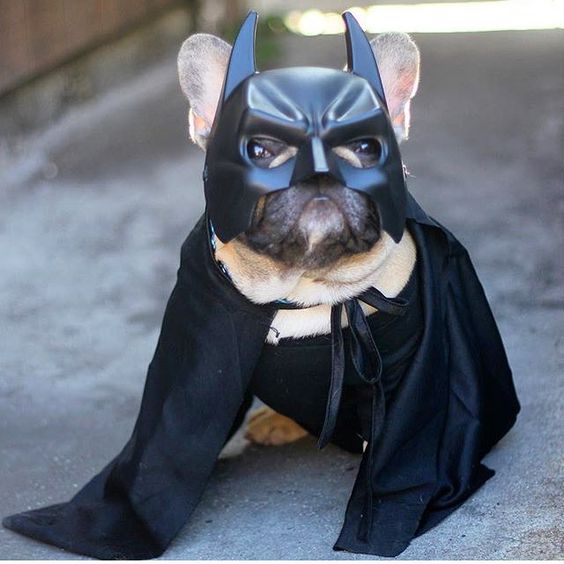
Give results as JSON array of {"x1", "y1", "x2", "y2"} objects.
[
  {"x1": 325, "y1": 106, "x2": 382, "y2": 124},
  {"x1": 321, "y1": 81, "x2": 382, "y2": 124},
  {"x1": 320, "y1": 107, "x2": 384, "y2": 142},
  {"x1": 247, "y1": 79, "x2": 308, "y2": 124},
  {"x1": 242, "y1": 108, "x2": 309, "y2": 143}
]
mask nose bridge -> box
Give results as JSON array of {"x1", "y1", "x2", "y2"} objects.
[
  {"x1": 291, "y1": 135, "x2": 343, "y2": 185},
  {"x1": 311, "y1": 136, "x2": 329, "y2": 174}
]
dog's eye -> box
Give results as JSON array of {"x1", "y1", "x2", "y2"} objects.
[
  {"x1": 350, "y1": 139, "x2": 382, "y2": 161},
  {"x1": 333, "y1": 138, "x2": 383, "y2": 168},
  {"x1": 247, "y1": 137, "x2": 296, "y2": 168},
  {"x1": 247, "y1": 140, "x2": 273, "y2": 161}
]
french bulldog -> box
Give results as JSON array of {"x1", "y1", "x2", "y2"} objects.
[
  {"x1": 1, "y1": 15, "x2": 518, "y2": 560},
  {"x1": 177, "y1": 29, "x2": 420, "y2": 447}
]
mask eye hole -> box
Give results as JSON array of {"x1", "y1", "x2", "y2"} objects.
[
  {"x1": 246, "y1": 137, "x2": 297, "y2": 169},
  {"x1": 333, "y1": 138, "x2": 383, "y2": 168}
]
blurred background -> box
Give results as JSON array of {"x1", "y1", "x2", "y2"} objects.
[{"x1": 0, "y1": 0, "x2": 563, "y2": 559}]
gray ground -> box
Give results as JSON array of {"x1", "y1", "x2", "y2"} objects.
[{"x1": 0, "y1": 29, "x2": 563, "y2": 560}]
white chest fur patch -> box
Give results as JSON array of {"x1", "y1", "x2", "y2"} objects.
[{"x1": 268, "y1": 301, "x2": 380, "y2": 344}]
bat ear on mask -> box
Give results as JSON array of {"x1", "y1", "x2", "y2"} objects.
[
  {"x1": 177, "y1": 33, "x2": 232, "y2": 149},
  {"x1": 342, "y1": 11, "x2": 421, "y2": 142},
  {"x1": 177, "y1": 12, "x2": 258, "y2": 150}
]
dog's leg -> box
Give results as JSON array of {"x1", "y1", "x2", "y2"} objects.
[{"x1": 245, "y1": 406, "x2": 308, "y2": 446}]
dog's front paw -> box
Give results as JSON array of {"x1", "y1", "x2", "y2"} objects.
[{"x1": 244, "y1": 406, "x2": 308, "y2": 446}]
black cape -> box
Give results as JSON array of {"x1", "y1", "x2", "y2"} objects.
[{"x1": 3, "y1": 194, "x2": 520, "y2": 559}]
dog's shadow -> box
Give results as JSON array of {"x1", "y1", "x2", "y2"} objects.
[{"x1": 168, "y1": 430, "x2": 362, "y2": 558}]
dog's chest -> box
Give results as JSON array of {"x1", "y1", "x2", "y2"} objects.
[
  {"x1": 268, "y1": 302, "x2": 375, "y2": 344},
  {"x1": 214, "y1": 229, "x2": 418, "y2": 344},
  {"x1": 266, "y1": 233, "x2": 417, "y2": 344}
]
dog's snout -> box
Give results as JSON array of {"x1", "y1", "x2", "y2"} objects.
[
  {"x1": 297, "y1": 175, "x2": 347, "y2": 206},
  {"x1": 243, "y1": 179, "x2": 381, "y2": 269}
]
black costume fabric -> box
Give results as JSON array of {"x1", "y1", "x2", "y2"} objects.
[
  {"x1": 2, "y1": 195, "x2": 519, "y2": 559},
  {"x1": 252, "y1": 262, "x2": 422, "y2": 455}
]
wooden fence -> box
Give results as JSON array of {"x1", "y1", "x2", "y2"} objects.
[{"x1": 0, "y1": 0, "x2": 184, "y2": 94}]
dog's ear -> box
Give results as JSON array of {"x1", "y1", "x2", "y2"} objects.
[
  {"x1": 370, "y1": 33, "x2": 420, "y2": 142},
  {"x1": 178, "y1": 34, "x2": 231, "y2": 150}
]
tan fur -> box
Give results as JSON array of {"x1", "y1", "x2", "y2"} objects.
[
  {"x1": 214, "y1": 227, "x2": 416, "y2": 343},
  {"x1": 245, "y1": 405, "x2": 370, "y2": 448},
  {"x1": 244, "y1": 406, "x2": 308, "y2": 446},
  {"x1": 333, "y1": 146, "x2": 363, "y2": 167},
  {"x1": 269, "y1": 146, "x2": 297, "y2": 167}
]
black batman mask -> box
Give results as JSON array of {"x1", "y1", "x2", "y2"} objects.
[{"x1": 204, "y1": 11, "x2": 408, "y2": 244}]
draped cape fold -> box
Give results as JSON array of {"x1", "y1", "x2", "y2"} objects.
[{"x1": 2, "y1": 194, "x2": 519, "y2": 559}]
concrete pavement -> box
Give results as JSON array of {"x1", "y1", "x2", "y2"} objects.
[{"x1": 0, "y1": 29, "x2": 562, "y2": 559}]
